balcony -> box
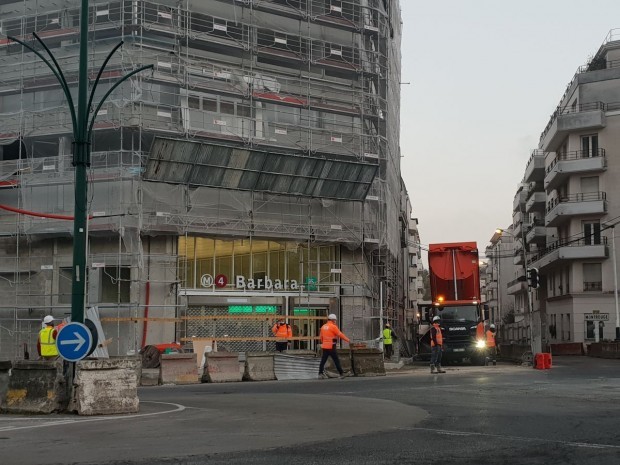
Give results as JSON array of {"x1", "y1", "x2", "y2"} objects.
[
  {"x1": 526, "y1": 191, "x2": 546, "y2": 213},
  {"x1": 513, "y1": 219, "x2": 531, "y2": 238},
  {"x1": 544, "y1": 149, "x2": 607, "y2": 191},
  {"x1": 545, "y1": 192, "x2": 607, "y2": 227},
  {"x1": 507, "y1": 277, "x2": 528, "y2": 295},
  {"x1": 513, "y1": 254, "x2": 524, "y2": 266},
  {"x1": 524, "y1": 150, "x2": 546, "y2": 183},
  {"x1": 526, "y1": 225, "x2": 547, "y2": 244},
  {"x1": 530, "y1": 237, "x2": 608, "y2": 271},
  {"x1": 513, "y1": 187, "x2": 528, "y2": 212},
  {"x1": 539, "y1": 102, "x2": 606, "y2": 150}
]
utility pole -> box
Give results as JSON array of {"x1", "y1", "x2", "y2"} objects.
[
  {"x1": 9, "y1": 1, "x2": 152, "y2": 324},
  {"x1": 611, "y1": 225, "x2": 620, "y2": 341}
]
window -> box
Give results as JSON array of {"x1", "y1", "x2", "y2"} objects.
[
  {"x1": 586, "y1": 320, "x2": 604, "y2": 340},
  {"x1": 583, "y1": 221, "x2": 601, "y2": 245},
  {"x1": 583, "y1": 263, "x2": 602, "y2": 291},
  {"x1": 101, "y1": 267, "x2": 131, "y2": 303},
  {"x1": 580, "y1": 176, "x2": 599, "y2": 194},
  {"x1": 203, "y1": 98, "x2": 217, "y2": 112},
  {"x1": 581, "y1": 134, "x2": 598, "y2": 157}
]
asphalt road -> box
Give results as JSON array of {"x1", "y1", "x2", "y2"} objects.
[{"x1": 1, "y1": 356, "x2": 619, "y2": 465}]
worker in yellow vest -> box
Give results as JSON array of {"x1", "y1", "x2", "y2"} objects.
[
  {"x1": 37, "y1": 315, "x2": 59, "y2": 360},
  {"x1": 382, "y1": 322, "x2": 396, "y2": 359}
]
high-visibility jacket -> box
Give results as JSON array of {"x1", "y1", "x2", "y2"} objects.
[
  {"x1": 486, "y1": 330, "x2": 496, "y2": 347},
  {"x1": 272, "y1": 323, "x2": 292, "y2": 341},
  {"x1": 476, "y1": 322, "x2": 485, "y2": 339},
  {"x1": 383, "y1": 328, "x2": 393, "y2": 345},
  {"x1": 320, "y1": 321, "x2": 350, "y2": 350},
  {"x1": 430, "y1": 323, "x2": 443, "y2": 347},
  {"x1": 39, "y1": 326, "x2": 59, "y2": 357}
]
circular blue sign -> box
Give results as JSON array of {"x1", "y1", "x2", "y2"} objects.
[{"x1": 56, "y1": 322, "x2": 93, "y2": 362}]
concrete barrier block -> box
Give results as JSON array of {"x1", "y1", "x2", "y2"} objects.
[
  {"x1": 550, "y1": 343, "x2": 584, "y2": 356},
  {"x1": 160, "y1": 353, "x2": 199, "y2": 385},
  {"x1": 0, "y1": 361, "x2": 12, "y2": 409},
  {"x1": 600, "y1": 342, "x2": 620, "y2": 359},
  {"x1": 2, "y1": 360, "x2": 67, "y2": 414},
  {"x1": 202, "y1": 352, "x2": 242, "y2": 383},
  {"x1": 243, "y1": 352, "x2": 276, "y2": 381},
  {"x1": 74, "y1": 358, "x2": 140, "y2": 415},
  {"x1": 352, "y1": 348, "x2": 385, "y2": 377},
  {"x1": 140, "y1": 368, "x2": 161, "y2": 386},
  {"x1": 324, "y1": 349, "x2": 353, "y2": 377}
]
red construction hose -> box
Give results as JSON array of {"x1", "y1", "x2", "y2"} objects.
[{"x1": 0, "y1": 204, "x2": 93, "y2": 220}]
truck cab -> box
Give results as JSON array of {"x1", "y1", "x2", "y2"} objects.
[{"x1": 417, "y1": 303, "x2": 487, "y2": 364}]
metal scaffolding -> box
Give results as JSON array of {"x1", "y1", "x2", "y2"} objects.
[{"x1": 0, "y1": 0, "x2": 405, "y2": 359}]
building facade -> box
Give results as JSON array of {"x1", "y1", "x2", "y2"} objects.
[
  {"x1": 0, "y1": 0, "x2": 407, "y2": 358},
  {"x1": 510, "y1": 29, "x2": 620, "y2": 348},
  {"x1": 483, "y1": 227, "x2": 516, "y2": 343}
]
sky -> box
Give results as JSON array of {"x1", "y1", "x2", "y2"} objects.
[{"x1": 399, "y1": 0, "x2": 620, "y2": 258}]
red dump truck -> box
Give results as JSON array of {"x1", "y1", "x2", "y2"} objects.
[{"x1": 419, "y1": 242, "x2": 487, "y2": 364}]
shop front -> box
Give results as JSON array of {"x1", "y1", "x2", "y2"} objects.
[{"x1": 178, "y1": 237, "x2": 341, "y2": 352}]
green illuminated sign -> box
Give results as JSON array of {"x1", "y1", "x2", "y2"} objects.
[{"x1": 228, "y1": 305, "x2": 277, "y2": 314}]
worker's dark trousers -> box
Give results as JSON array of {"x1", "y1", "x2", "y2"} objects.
[
  {"x1": 430, "y1": 345, "x2": 443, "y2": 367},
  {"x1": 275, "y1": 342, "x2": 288, "y2": 352},
  {"x1": 384, "y1": 343, "x2": 393, "y2": 358},
  {"x1": 319, "y1": 348, "x2": 343, "y2": 375}
]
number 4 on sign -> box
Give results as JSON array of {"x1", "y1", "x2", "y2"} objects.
[{"x1": 215, "y1": 274, "x2": 228, "y2": 288}]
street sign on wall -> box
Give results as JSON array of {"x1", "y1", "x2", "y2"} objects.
[{"x1": 584, "y1": 313, "x2": 609, "y2": 321}]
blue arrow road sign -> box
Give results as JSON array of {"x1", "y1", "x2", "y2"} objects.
[{"x1": 56, "y1": 322, "x2": 93, "y2": 362}]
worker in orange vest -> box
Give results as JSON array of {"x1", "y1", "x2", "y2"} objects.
[
  {"x1": 272, "y1": 318, "x2": 292, "y2": 352},
  {"x1": 485, "y1": 323, "x2": 497, "y2": 366},
  {"x1": 430, "y1": 315, "x2": 446, "y2": 373},
  {"x1": 318, "y1": 314, "x2": 350, "y2": 379},
  {"x1": 37, "y1": 315, "x2": 59, "y2": 360}
]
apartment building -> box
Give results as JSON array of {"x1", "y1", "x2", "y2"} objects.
[
  {"x1": 0, "y1": 0, "x2": 407, "y2": 358},
  {"x1": 511, "y1": 30, "x2": 620, "y2": 348},
  {"x1": 405, "y1": 215, "x2": 424, "y2": 339},
  {"x1": 483, "y1": 228, "x2": 515, "y2": 341}
]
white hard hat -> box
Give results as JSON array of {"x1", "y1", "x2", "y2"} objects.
[
  {"x1": 432, "y1": 316, "x2": 440, "y2": 322},
  {"x1": 490, "y1": 323, "x2": 496, "y2": 329},
  {"x1": 328, "y1": 313, "x2": 337, "y2": 320},
  {"x1": 43, "y1": 315, "x2": 54, "y2": 324}
]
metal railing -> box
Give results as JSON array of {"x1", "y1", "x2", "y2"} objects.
[
  {"x1": 530, "y1": 236, "x2": 608, "y2": 263},
  {"x1": 546, "y1": 191, "x2": 606, "y2": 213},
  {"x1": 546, "y1": 148, "x2": 606, "y2": 174},
  {"x1": 583, "y1": 281, "x2": 603, "y2": 292}
]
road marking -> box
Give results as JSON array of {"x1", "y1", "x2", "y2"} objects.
[
  {"x1": 0, "y1": 401, "x2": 185, "y2": 432},
  {"x1": 404, "y1": 426, "x2": 620, "y2": 450}
]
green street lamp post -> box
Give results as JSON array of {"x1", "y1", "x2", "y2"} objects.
[{"x1": 9, "y1": 1, "x2": 152, "y2": 323}]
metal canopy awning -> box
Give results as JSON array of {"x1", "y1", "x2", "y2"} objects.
[{"x1": 144, "y1": 138, "x2": 378, "y2": 201}]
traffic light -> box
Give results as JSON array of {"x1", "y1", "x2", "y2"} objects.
[{"x1": 527, "y1": 267, "x2": 540, "y2": 289}]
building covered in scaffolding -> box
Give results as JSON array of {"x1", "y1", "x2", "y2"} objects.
[{"x1": 0, "y1": 0, "x2": 410, "y2": 358}]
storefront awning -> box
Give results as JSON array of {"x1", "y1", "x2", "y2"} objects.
[{"x1": 144, "y1": 137, "x2": 377, "y2": 201}]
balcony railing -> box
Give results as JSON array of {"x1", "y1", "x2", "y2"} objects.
[
  {"x1": 546, "y1": 191, "x2": 606, "y2": 214},
  {"x1": 583, "y1": 281, "x2": 603, "y2": 292},
  {"x1": 545, "y1": 148, "x2": 606, "y2": 175},
  {"x1": 530, "y1": 236, "x2": 608, "y2": 263},
  {"x1": 540, "y1": 102, "x2": 605, "y2": 144}
]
